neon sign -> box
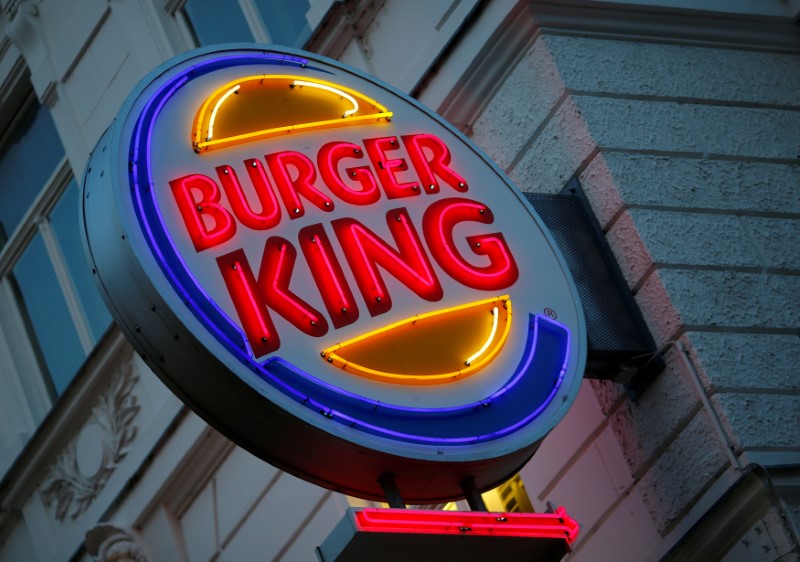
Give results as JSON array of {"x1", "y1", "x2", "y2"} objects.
[
  {"x1": 193, "y1": 75, "x2": 393, "y2": 152},
  {"x1": 321, "y1": 295, "x2": 511, "y2": 384},
  {"x1": 81, "y1": 46, "x2": 586, "y2": 503},
  {"x1": 352, "y1": 506, "x2": 579, "y2": 542}
]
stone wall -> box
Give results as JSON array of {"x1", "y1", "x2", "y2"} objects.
[{"x1": 472, "y1": 29, "x2": 800, "y2": 560}]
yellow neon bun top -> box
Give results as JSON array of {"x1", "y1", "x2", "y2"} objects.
[
  {"x1": 322, "y1": 296, "x2": 511, "y2": 385},
  {"x1": 192, "y1": 75, "x2": 393, "y2": 152}
]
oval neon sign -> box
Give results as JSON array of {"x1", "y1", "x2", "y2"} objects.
[{"x1": 82, "y1": 46, "x2": 586, "y2": 502}]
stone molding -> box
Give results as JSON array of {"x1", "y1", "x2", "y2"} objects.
[
  {"x1": 528, "y1": 0, "x2": 800, "y2": 53},
  {"x1": 40, "y1": 360, "x2": 140, "y2": 521}
]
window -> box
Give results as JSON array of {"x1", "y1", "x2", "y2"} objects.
[
  {"x1": 176, "y1": 0, "x2": 325, "y2": 49},
  {"x1": 588, "y1": 0, "x2": 796, "y2": 17},
  {"x1": 0, "y1": 91, "x2": 111, "y2": 472}
]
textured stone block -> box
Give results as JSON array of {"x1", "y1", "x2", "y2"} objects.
[
  {"x1": 509, "y1": 96, "x2": 595, "y2": 193},
  {"x1": 608, "y1": 209, "x2": 763, "y2": 287},
  {"x1": 577, "y1": 153, "x2": 626, "y2": 228},
  {"x1": 741, "y1": 216, "x2": 800, "y2": 272},
  {"x1": 542, "y1": 34, "x2": 800, "y2": 107},
  {"x1": 760, "y1": 506, "x2": 800, "y2": 560},
  {"x1": 589, "y1": 379, "x2": 627, "y2": 416},
  {"x1": 604, "y1": 210, "x2": 652, "y2": 289},
  {"x1": 580, "y1": 154, "x2": 800, "y2": 227},
  {"x1": 684, "y1": 104, "x2": 800, "y2": 160},
  {"x1": 635, "y1": 268, "x2": 799, "y2": 347},
  {"x1": 573, "y1": 96, "x2": 699, "y2": 153},
  {"x1": 711, "y1": 161, "x2": 800, "y2": 215},
  {"x1": 637, "y1": 409, "x2": 729, "y2": 533},
  {"x1": 471, "y1": 37, "x2": 566, "y2": 170},
  {"x1": 656, "y1": 270, "x2": 800, "y2": 330},
  {"x1": 607, "y1": 346, "x2": 700, "y2": 478},
  {"x1": 713, "y1": 393, "x2": 800, "y2": 450},
  {"x1": 634, "y1": 270, "x2": 683, "y2": 346},
  {"x1": 685, "y1": 331, "x2": 800, "y2": 392},
  {"x1": 720, "y1": 507, "x2": 798, "y2": 561},
  {"x1": 628, "y1": 210, "x2": 757, "y2": 271}
]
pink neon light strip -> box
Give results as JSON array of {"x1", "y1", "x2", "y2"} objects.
[
  {"x1": 351, "y1": 225, "x2": 385, "y2": 299},
  {"x1": 350, "y1": 215, "x2": 438, "y2": 299},
  {"x1": 396, "y1": 213, "x2": 438, "y2": 289},
  {"x1": 234, "y1": 261, "x2": 271, "y2": 339},
  {"x1": 437, "y1": 202, "x2": 512, "y2": 279},
  {"x1": 354, "y1": 507, "x2": 579, "y2": 543},
  {"x1": 315, "y1": 237, "x2": 348, "y2": 307},
  {"x1": 274, "y1": 244, "x2": 319, "y2": 321}
]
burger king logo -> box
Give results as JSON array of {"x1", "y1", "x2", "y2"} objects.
[{"x1": 82, "y1": 46, "x2": 586, "y2": 502}]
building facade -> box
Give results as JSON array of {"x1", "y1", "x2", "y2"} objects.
[{"x1": 0, "y1": 1, "x2": 798, "y2": 560}]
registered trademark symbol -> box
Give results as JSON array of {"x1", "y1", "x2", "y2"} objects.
[{"x1": 544, "y1": 308, "x2": 557, "y2": 319}]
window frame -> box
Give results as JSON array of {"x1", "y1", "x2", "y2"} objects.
[
  {"x1": 0, "y1": 90, "x2": 108, "y2": 443},
  {"x1": 167, "y1": 0, "x2": 330, "y2": 50}
]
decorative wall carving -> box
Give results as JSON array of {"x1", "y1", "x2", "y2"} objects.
[
  {"x1": 85, "y1": 523, "x2": 150, "y2": 562},
  {"x1": 40, "y1": 360, "x2": 140, "y2": 521}
]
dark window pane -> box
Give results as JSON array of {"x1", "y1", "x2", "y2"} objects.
[
  {"x1": 13, "y1": 234, "x2": 85, "y2": 395},
  {"x1": 0, "y1": 100, "x2": 64, "y2": 243},
  {"x1": 255, "y1": 0, "x2": 311, "y2": 46},
  {"x1": 49, "y1": 180, "x2": 111, "y2": 341},
  {"x1": 185, "y1": 0, "x2": 253, "y2": 45}
]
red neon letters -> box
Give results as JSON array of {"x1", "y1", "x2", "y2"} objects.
[
  {"x1": 217, "y1": 239, "x2": 329, "y2": 355},
  {"x1": 423, "y1": 198, "x2": 518, "y2": 291},
  {"x1": 298, "y1": 223, "x2": 359, "y2": 329},
  {"x1": 217, "y1": 160, "x2": 281, "y2": 231},
  {"x1": 266, "y1": 150, "x2": 335, "y2": 218},
  {"x1": 169, "y1": 134, "x2": 522, "y2": 357},
  {"x1": 402, "y1": 134, "x2": 468, "y2": 194},
  {"x1": 363, "y1": 136, "x2": 419, "y2": 199},
  {"x1": 333, "y1": 209, "x2": 443, "y2": 317},
  {"x1": 170, "y1": 174, "x2": 237, "y2": 252},
  {"x1": 318, "y1": 141, "x2": 380, "y2": 206}
]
